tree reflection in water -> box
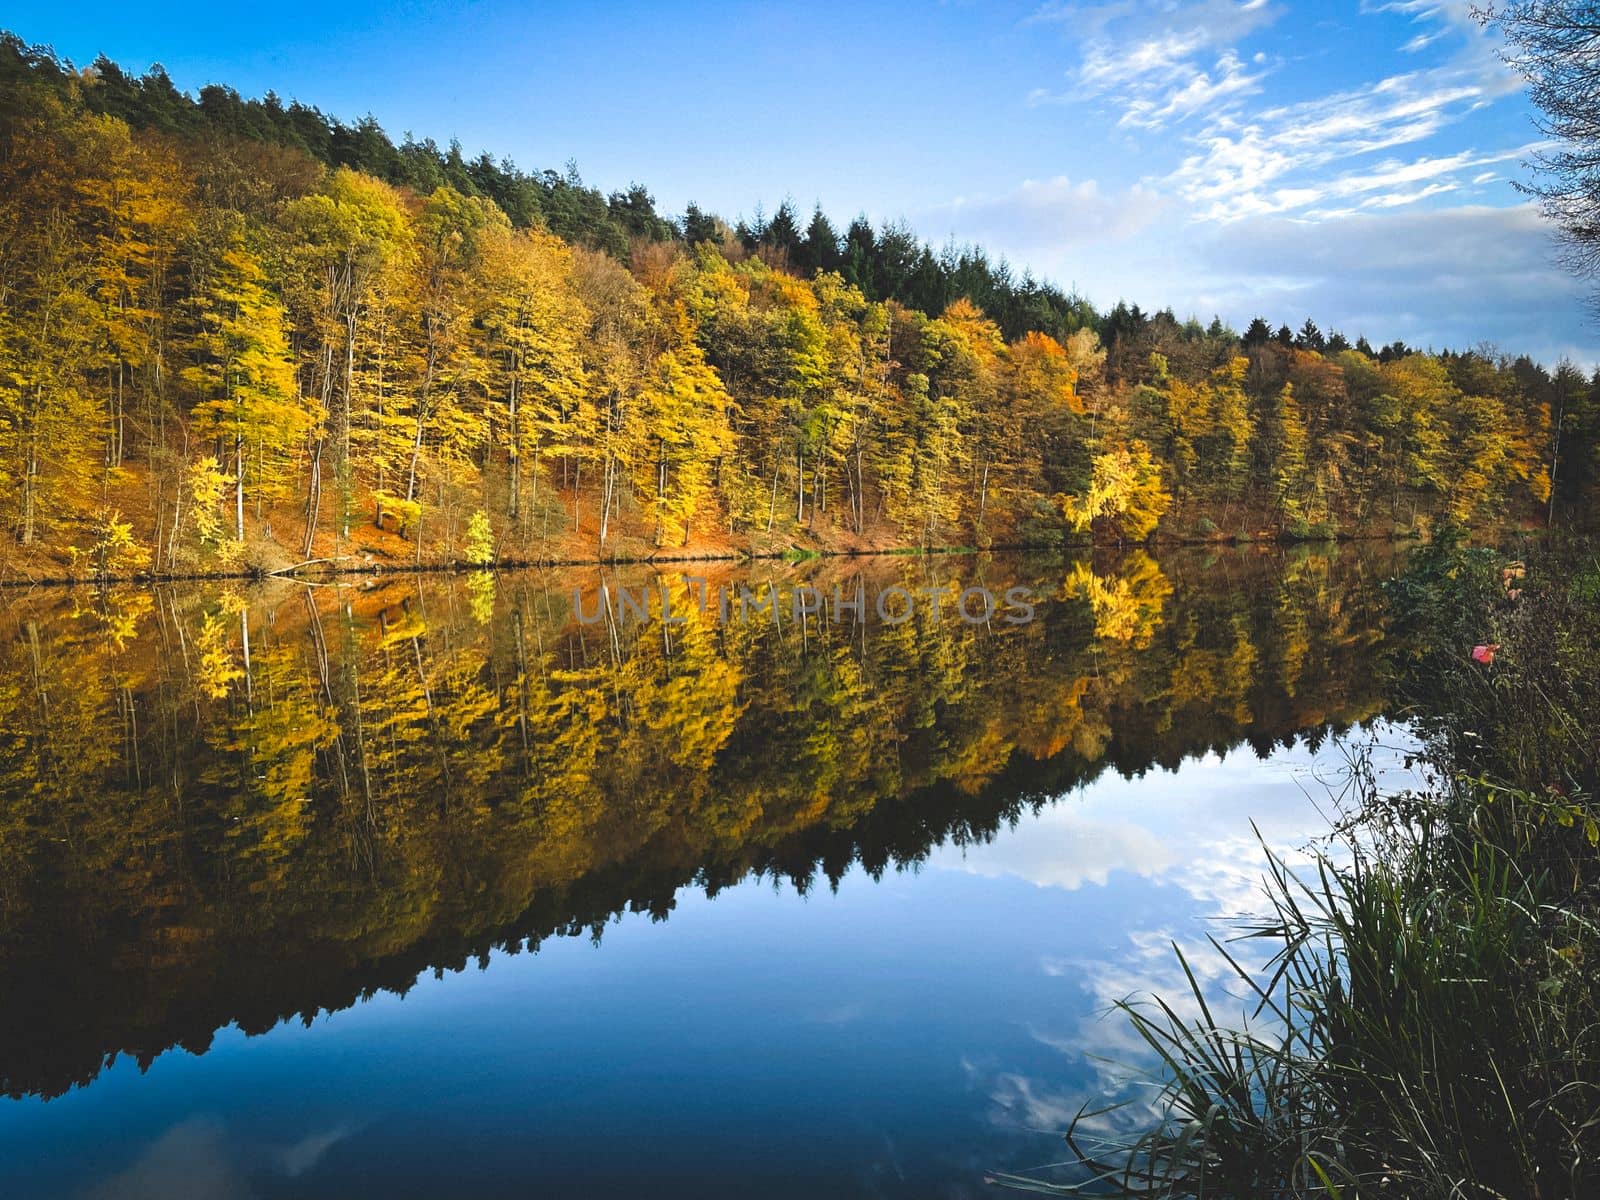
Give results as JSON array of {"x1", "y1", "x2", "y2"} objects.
[{"x1": 0, "y1": 545, "x2": 1403, "y2": 1101}]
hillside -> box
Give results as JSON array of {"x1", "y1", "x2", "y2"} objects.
[{"x1": 1, "y1": 32, "x2": 1597, "y2": 581}]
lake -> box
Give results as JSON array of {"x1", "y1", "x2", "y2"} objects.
[{"x1": 0, "y1": 546, "x2": 1414, "y2": 1198}]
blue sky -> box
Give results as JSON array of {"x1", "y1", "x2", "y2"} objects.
[{"x1": 7, "y1": 0, "x2": 1594, "y2": 365}]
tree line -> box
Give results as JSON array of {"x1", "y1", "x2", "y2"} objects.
[{"x1": 2, "y1": 33, "x2": 1596, "y2": 575}]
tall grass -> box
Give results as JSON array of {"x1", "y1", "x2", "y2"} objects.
[{"x1": 998, "y1": 539, "x2": 1600, "y2": 1198}]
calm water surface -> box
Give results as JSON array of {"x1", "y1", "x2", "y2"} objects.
[{"x1": 0, "y1": 547, "x2": 1413, "y2": 1197}]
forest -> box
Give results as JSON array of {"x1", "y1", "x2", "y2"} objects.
[{"x1": 2, "y1": 33, "x2": 1597, "y2": 579}]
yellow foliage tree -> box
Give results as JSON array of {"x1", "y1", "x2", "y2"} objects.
[{"x1": 1061, "y1": 440, "x2": 1171, "y2": 542}]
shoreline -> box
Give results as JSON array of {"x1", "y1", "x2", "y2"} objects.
[{"x1": 0, "y1": 530, "x2": 1437, "y2": 589}]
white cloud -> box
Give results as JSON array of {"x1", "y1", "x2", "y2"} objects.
[
  {"x1": 1402, "y1": 28, "x2": 1448, "y2": 52},
  {"x1": 919, "y1": 175, "x2": 1168, "y2": 254},
  {"x1": 942, "y1": 807, "x2": 1176, "y2": 891},
  {"x1": 91, "y1": 1118, "x2": 251, "y2": 1200},
  {"x1": 985, "y1": 1071, "x2": 1086, "y2": 1132},
  {"x1": 934, "y1": 736, "x2": 1392, "y2": 908},
  {"x1": 1189, "y1": 203, "x2": 1597, "y2": 366},
  {"x1": 277, "y1": 1123, "x2": 359, "y2": 1178},
  {"x1": 1030, "y1": 0, "x2": 1280, "y2": 131},
  {"x1": 914, "y1": 190, "x2": 1594, "y2": 369},
  {"x1": 1359, "y1": 180, "x2": 1459, "y2": 208},
  {"x1": 1119, "y1": 50, "x2": 1269, "y2": 130},
  {"x1": 89, "y1": 1116, "x2": 361, "y2": 1199}
]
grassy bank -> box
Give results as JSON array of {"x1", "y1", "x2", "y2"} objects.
[{"x1": 999, "y1": 536, "x2": 1600, "y2": 1197}]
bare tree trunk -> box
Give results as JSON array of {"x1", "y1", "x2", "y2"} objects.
[
  {"x1": 165, "y1": 426, "x2": 189, "y2": 569},
  {"x1": 512, "y1": 607, "x2": 531, "y2": 762},
  {"x1": 767, "y1": 454, "x2": 780, "y2": 531},
  {"x1": 234, "y1": 434, "x2": 246, "y2": 542},
  {"x1": 854, "y1": 440, "x2": 866, "y2": 533},
  {"x1": 304, "y1": 338, "x2": 336, "y2": 558},
  {"x1": 338, "y1": 311, "x2": 357, "y2": 543},
  {"x1": 599, "y1": 453, "x2": 615, "y2": 547},
  {"x1": 20, "y1": 414, "x2": 39, "y2": 546},
  {"x1": 508, "y1": 371, "x2": 521, "y2": 522},
  {"x1": 406, "y1": 327, "x2": 437, "y2": 503},
  {"x1": 301, "y1": 441, "x2": 323, "y2": 559},
  {"x1": 1548, "y1": 388, "x2": 1565, "y2": 528},
  {"x1": 240, "y1": 607, "x2": 253, "y2": 703},
  {"x1": 111, "y1": 359, "x2": 125, "y2": 469},
  {"x1": 655, "y1": 440, "x2": 668, "y2": 545}
]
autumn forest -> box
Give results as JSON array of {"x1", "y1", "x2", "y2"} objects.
[{"x1": 1, "y1": 34, "x2": 1596, "y2": 582}]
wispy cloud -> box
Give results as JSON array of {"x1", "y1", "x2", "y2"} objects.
[
  {"x1": 1029, "y1": 0, "x2": 1523, "y2": 223},
  {"x1": 1119, "y1": 50, "x2": 1269, "y2": 129},
  {"x1": 1029, "y1": 0, "x2": 1279, "y2": 132},
  {"x1": 1402, "y1": 28, "x2": 1449, "y2": 52},
  {"x1": 1169, "y1": 69, "x2": 1525, "y2": 219}
]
